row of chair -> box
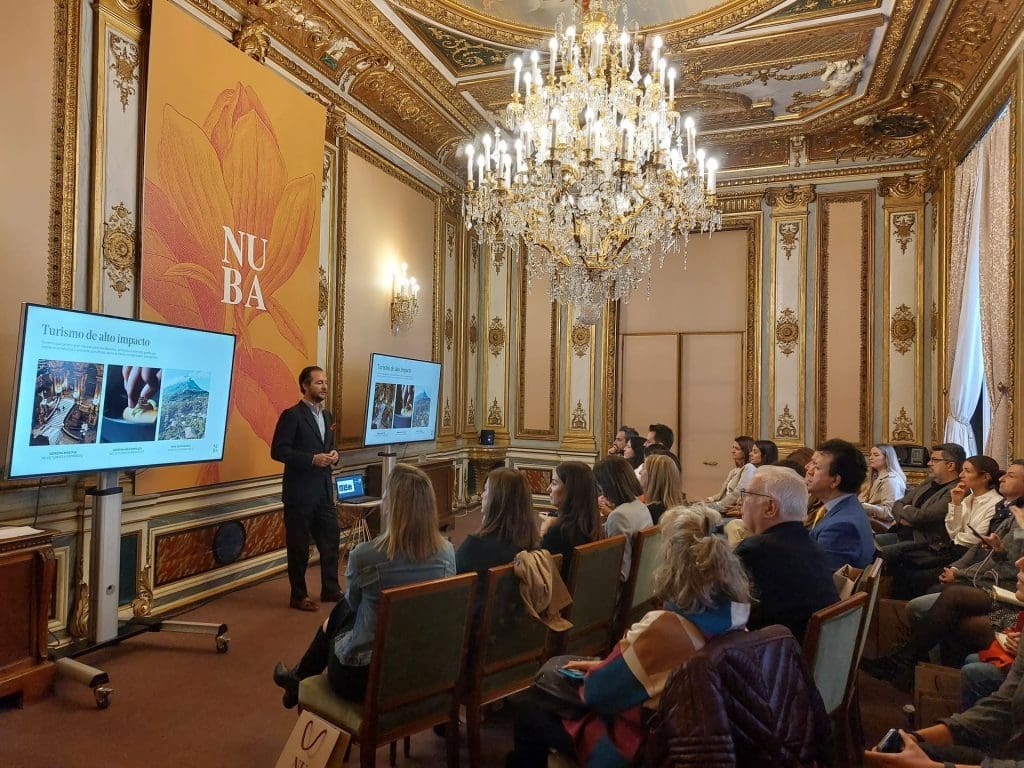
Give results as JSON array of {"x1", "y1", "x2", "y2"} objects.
[
  {"x1": 295, "y1": 531, "x2": 882, "y2": 768},
  {"x1": 295, "y1": 529, "x2": 661, "y2": 768}
]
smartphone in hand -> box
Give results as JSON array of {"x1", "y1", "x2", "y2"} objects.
[
  {"x1": 874, "y1": 728, "x2": 903, "y2": 753},
  {"x1": 967, "y1": 523, "x2": 986, "y2": 540},
  {"x1": 557, "y1": 667, "x2": 586, "y2": 681}
]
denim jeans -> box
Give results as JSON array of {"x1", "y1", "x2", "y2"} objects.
[{"x1": 960, "y1": 653, "x2": 1007, "y2": 708}]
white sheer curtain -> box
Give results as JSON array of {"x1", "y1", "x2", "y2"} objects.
[
  {"x1": 945, "y1": 152, "x2": 983, "y2": 455},
  {"x1": 978, "y1": 110, "x2": 1012, "y2": 460}
]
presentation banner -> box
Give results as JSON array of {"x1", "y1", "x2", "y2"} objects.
[{"x1": 140, "y1": 0, "x2": 326, "y2": 492}]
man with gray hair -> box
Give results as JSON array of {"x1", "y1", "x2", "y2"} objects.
[{"x1": 735, "y1": 465, "x2": 840, "y2": 642}]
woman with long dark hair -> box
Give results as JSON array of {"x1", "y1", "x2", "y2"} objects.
[
  {"x1": 541, "y1": 461, "x2": 603, "y2": 578},
  {"x1": 272, "y1": 464, "x2": 455, "y2": 708},
  {"x1": 707, "y1": 436, "x2": 756, "y2": 511},
  {"x1": 457, "y1": 467, "x2": 538, "y2": 577},
  {"x1": 593, "y1": 456, "x2": 653, "y2": 581}
]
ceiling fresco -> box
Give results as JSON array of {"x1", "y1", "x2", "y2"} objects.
[{"x1": 221, "y1": 0, "x2": 1024, "y2": 179}]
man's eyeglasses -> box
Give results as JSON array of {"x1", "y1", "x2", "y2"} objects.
[
  {"x1": 927, "y1": 456, "x2": 954, "y2": 465},
  {"x1": 739, "y1": 490, "x2": 774, "y2": 502}
]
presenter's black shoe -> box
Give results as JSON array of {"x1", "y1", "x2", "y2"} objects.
[
  {"x1": 273, "y1": 662, "x2": 300, "y2": 709},
  {"x1": 320, "y1": 590, "x2": 343, "y2": 603},
  {"x1": 289, "y1": 596, "x2": 318, "y2": 611}
]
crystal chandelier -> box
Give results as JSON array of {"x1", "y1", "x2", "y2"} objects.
[{"x1": 463, "y1": 0, "x2": 722, "y2": 309}]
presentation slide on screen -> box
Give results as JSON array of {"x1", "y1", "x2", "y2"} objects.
[
  {"x1": 7, "y1": 305, "x2": 235, "y2": 478},
  {"x1": 363, "y1": 354, "x2": 441, "y2": 447}
]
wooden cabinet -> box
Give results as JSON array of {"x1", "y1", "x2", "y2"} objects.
[
  {"x1": 365, "y1": 460, "x2": 455, "y2": 529},
  {"x1": 0, "y1": 530, "x2": 57, "y2": 705}
]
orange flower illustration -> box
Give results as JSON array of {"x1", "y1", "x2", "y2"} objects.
[{"x1": 143, "y1": 83, "x2": 317, "y2": 484}]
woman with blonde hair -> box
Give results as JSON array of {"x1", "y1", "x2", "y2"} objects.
[
  {"x1": 273, "y1": 464, "x2": 455, "y2": 708},
  {"x1": 508, "y1": 503, "x2": 750, "y2": 767},
  {"x1": 642, "y1": 453, "x2": 685, "y2": 524},
  {"x1": 859, "y1": 443, "x2": 908, "y2": 528}
]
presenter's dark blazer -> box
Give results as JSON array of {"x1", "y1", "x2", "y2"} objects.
[{"x1": 271, "y1": 401, "x2": 335, "y2": 507}]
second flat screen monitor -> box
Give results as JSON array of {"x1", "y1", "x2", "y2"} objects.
[{"x1": 363, "y1": 353, "x2": 441, "y2": 447}]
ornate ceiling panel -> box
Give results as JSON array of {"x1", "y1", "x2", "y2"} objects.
[{"x1": 201, "y1": 0, "x2": 1024, "y2": 177}]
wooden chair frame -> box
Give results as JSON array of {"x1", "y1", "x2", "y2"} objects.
[
  {"x1": 802, "y1": 590, "x2": 868, "y2": 768},
  {"x1": 614, "y1": 526, "x2": 662, "y2": 639},
  {"x1": 556, "y1": 535, "x2": 626, "y2": 657},
  {"x1": 305, "y1": 573, "x2": 477, "y2": 768},
  {"x1": 461, "y1": 556, "x2": 561, "y2": 768}
]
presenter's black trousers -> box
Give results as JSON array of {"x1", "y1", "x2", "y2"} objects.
[{"x1": 284, "y1": 500, "x2": 341, "y2": 600}]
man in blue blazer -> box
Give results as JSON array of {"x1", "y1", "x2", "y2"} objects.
[
  {"x1": 271, "y1": 366, "x2": 341, "y2": 611},
  {"x1": 806, "y1": 438, "x2": 875, "y2": 572}
]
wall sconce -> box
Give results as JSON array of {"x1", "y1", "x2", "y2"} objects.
[{"x1": 390, "y1": 263, "x2": 420, "y2": 335}]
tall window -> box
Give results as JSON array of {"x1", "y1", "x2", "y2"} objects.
[{"x1": 945, "y1": 106, "x2": 1010, "y2": 459}]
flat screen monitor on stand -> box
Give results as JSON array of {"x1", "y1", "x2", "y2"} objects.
[
  {"x1": 5, "y1": 305, "x2": 237, "y2": 707},
  {"x1": 362, "y1": 353, "x2": 442, "y2": 530}
]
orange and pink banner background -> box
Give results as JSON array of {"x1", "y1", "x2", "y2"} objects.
[{"x1": 140, "y1": 0, "x2": 326, "y2": 493}]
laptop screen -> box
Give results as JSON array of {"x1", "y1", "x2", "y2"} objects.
[{"x1": 335, "y1": 473, "x2": 366, "y2": 501}]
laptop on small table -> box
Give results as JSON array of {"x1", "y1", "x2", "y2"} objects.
[{"x1": 335, "y1": 473, "x2": 378, "y2": 505}]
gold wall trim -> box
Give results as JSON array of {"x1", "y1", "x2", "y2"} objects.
[
  {"x1": 50, "y1": 0, "x2": 82, "y2": 308},
  {"x1": 332, "y1": 130, "x2": 350, "y2": 448},
  {"x1": 514, "y1": 270, "x2": 559, "y2": 440},
  {"x1": 346, "y1": 137, "x2": 436, "y2": 200},
  {"x1": 816, "y1": 191, "x2": 874, "y2": 448},
  {"x1": 880, "y1": 176, "x2": 926, "y2": 444},
  {"x1": 722, "y1": 161, "x2": 926, "y2": 191}
]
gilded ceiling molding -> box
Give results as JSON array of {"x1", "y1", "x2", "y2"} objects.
[
  {"x1": 764, "y1": 184, "x2": 817, "y2": 211},
  {"x1": 878, "y1": 172, "x2": 931, "y2": 201},
  {"x1": 407, "y1": 16, "x2": 512, "y2": 74},
  {"x1": 233, "y1": 17, "x2": 271, "y2": 62},
  {"x1": 754, "y1": 0, "x2": 880, "y2": 27},
  {"x1": 716, "y1": 194, "x2": 762, "y2": 215}
]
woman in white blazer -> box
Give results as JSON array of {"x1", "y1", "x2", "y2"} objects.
[
  {"x1": 859, "y1": 444, "x2": 908, "y2": 527},
  {"x1": 707, "y1": 436, "x2": 756, "y2": 511},
  {"x1": 946, "y1": 455, "x2": 1004, "y2": 548}
]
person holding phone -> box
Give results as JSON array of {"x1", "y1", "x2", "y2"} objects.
[
  {"x1": 864, "y1": 556, "x2": 1024, "y2": 767},
  {"x1": 507, "y1": 504, "x2": 750, "y2": 768}
]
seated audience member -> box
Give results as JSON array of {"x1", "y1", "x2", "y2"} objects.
[
  {"x1": 947, "y1": 455, "x2": 1004, "y2": 551},
  {"x1": 707, "y1": 436, "x2": 757, "y2": 509},
  {"x1": 805, "y1": 438, "x2": 875, "y2": 571},
  {"x1": 507, "y1": 504, "x2": 750, "y2": 768},
  {"x1": 541, "y1": 461, "x2": 603, "y2": 579},
  {"x1": 777, "y1": 458, "x2": 808, "y2": 477},
  {"x1": 864, "y1": 557, "x2": 1024, "y2": 768},
  {"x1": 608, "y1": 425, "x2": 638, "y2": 456},
  {"x1": 593, "y1": 456, "x2": 653, "y2": 581},
  {"x1": 456, "y1": 467, "x2": 538, "y2": 591},
  {"x1": 641, "y1": 453, "x2": 685, "y2": 524},
  {"x1": 736, "y1": 466, "x2": 839, "y2": 642},
  {"x1": 786, "y1": 446, "x2": 815, "y2": 468},
  {"x1": 751, "y1": 439, "x2": 779, "y2": 468},
  {"x1": 960, "y1": 639, "x2": 1017, "y2": 710},
  {"x1": 645, "y1": 423, "x2": 675, "y2": 452},
  {"x1": 622, "y1": 435, "x2": 646, "y2": 471},
  {"x1": 881, "y1": 443, "x2": 965, "y2": 550},
  {"x1": 860, "y1": 443, "x2": 908, "y2": 528},
  {"x1": 272, "y1": 464, "x2": 455, "y2": 708}
]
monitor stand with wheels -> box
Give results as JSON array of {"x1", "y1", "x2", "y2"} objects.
[{"x1": 51, "y1": 470, "x2": 229, "y2": 709}]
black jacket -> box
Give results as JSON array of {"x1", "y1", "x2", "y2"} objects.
[{"x1": 271, "y1": 400, "x2": 334, "y2": 506}]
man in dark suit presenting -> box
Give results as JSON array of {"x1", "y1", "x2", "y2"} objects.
[{"x1": 271, "y1": 366, "x2": 341, "y2": 611}]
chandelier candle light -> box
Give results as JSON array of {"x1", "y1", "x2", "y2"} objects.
[{"x1": 463, "y1": 0, "x2": 721, "y2": 309}]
